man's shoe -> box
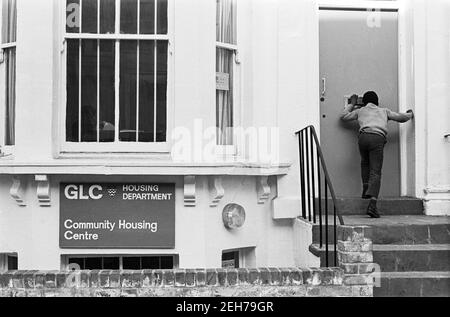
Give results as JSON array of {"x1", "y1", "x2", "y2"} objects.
[
  {"x1": 362, "y1": 194, "x2": 372, "y2": 199},
  {"x1": 367, "y1": 200, "x2": 381, "y2": 218}
]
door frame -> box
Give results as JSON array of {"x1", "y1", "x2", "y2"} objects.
[{"x1": 316, "y1": 0, "x2": 415, "y2": 197}]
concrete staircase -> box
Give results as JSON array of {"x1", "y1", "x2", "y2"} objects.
[{"x1": 309, "y1": 198, "x2": 450, "y2": 297}]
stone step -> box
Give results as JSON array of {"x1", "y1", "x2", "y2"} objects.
[
  {"x1": 373, "y1": 245, "x2": 450, "y2": 272},
  {"x1": 309, "y1": 244, "x2": 450, "y2": 272},
  {"x1": 308, "y1": 197, "x2": 424, "y2": 216},
  {"x1": 312, "y1": 216, "x2": 450, "y2": 245},
  {"x1": 374, "y1": 271, "x2": 450, "y2": 297}
]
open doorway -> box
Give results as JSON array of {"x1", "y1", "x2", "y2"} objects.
[{"x1": 319, "y1": 6, "x2": 402, "y2": 198}]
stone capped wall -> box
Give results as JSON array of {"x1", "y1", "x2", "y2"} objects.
[{"x1": 0, "y1": 266, "x2": 371, "y2": 297}]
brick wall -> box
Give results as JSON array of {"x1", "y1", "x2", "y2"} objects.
[
  {"x1": 0, "y1": 265, "x2": 372, "y2": 297},
  {"x1": 338, "y1": 225, "x2": 376, "y2": 297}
]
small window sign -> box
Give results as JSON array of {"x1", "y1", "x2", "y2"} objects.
[
  {"x1": 222, "y1": 251, "x2": 239, "y2": 269},
  {"x1": 216, "y1": 72, "x2": 230, "y2": 91}
]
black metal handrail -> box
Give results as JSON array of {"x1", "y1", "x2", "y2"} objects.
[{"x1": 295, "y1": 125, "x2": 344, "y2": 267}]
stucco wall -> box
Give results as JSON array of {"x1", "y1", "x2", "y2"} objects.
[
  {"x1": 0, "y1": 174, "x2": 298, "y2": 270},
  {"x1": 412, "y1": 0, "x2": 450, "y2": 215}
]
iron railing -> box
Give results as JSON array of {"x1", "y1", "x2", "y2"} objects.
[{"x1": 295, "y1": 125, "x2": 344, "y2": 267}]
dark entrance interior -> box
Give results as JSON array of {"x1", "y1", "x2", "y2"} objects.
[{"x1": 68, "y1": 256, "x2": 174, "y2": 270}]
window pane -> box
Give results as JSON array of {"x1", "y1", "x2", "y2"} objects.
[
  {"x1": 100, "y1": 40, "x2": 116, "y2": 142},
  {"x1": 160, "y1": 256, "x2": 173, "y2": 269},
  {"x1": 121, "y1": 0, "x2": 137, "y2": 34},
  {"x1": 7, "y1": 255, "x2": 18, "y2": 270},
  {"x1": 66, "y1": 40, "x2": 80, "y2": 142},
  {"x1": 5, "y1": 48, "x2": 15, "y2": 146},
  {"x1": 2, "y1": 0, "x2": 17, "y2": 43},
  {"x1": 156, "y1": 0, "x2": 168, "y2": 34},
  {"x1": 81, "y1": 39, "x2": 98, "y2": 142},
  {"x1": 68, "y1": 258, "x2": 85, "y2": 270},
  {"x1": 141, "y1": 256, "x2": 160, "y2": 269},
  {"x1": 216, "y1": 48, "x2": 234, "y2": 145},
  {"x1": 100, "y1": 0, "x2": 116, "y2": 34},
  {"x1": 140, "y1": 0, "x2": 155, "y2": 34},
  {"x1": 66, "y1": 0, "x2": 80, "y2": 33},
  {"x1": 103, "y1": 257, "x2": 120, "y2": 269},
  {"x1": 82, "y1": 0, "x2": 98, "y2": 33},
  {"x1": 156, "y1": 41, "x2": 168, "y2": 142},
  {"x1": 119, "y1": 40, "x2": 137, "y2": 142},
  {"x1": 138, "y1": 40, "x2": 155, "y2": 142},
  {"x1": 123, "y1": 257, "x2": 141, "y2": 270},
  {"x1": 85, "y1": 257, "x2": 103, "y2": 270},
  {"x1": 216, "y1": 0, "x2": 237, "y2": 45}
]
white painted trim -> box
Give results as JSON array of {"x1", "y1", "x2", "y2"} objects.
[
  {"x1": 257, "y1": 176, "x2": 271, "y2": 204},
  {"x1": 0, "y1": 145, "x2": 14, "y2": 156},
  {"x1": 0, "y1": 42, "x2": 16, "y2": 49},
  {"x1": 317, "y1": 0, "x2": 399, "y2": 10},
  {"x1": 398, "y1": 0, "x2": 409, "y2": 196},
  {"x1": 215, "y1": 145, "x2": 237, "y2": 157},
  {"x1": 184, "y1": 175, "x2": 196, "y2": 207},
  {"x1": 35, "y1": 174, "x2": 51, "y2": 207},
  {"x1": 423, "y1": 188, "x2": 450, "y2": 216},
  {"x1": 424, "y1": 187, "x2": 450, "y2": 194},
  {"x1": 61, "y1": 142, "x2": 170, "y2": 153},
  {"x1": 209, "y1": 176, "x2": 225, "y2": 207},
  {"x1": 0, "y1": 161, "x2": 291, "y2": 176},
  {"x1": 216, "y1": 42, "x2": 238, "y2": 51},
  {"x1": 411, "y1": 1, "x2": 428, "y2": 199},
  {"x1": 10, "y1": 175, "x2": 26, "y2": 207}
]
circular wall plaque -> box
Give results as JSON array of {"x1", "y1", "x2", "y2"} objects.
[{"x1": 222, "y1": 203, "x2": 246, "y2": 229}]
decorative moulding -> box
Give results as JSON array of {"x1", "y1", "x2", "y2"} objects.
[
  {"x1": 184, "y1": 176, "x2": 196, "y2": 207},
  {"x1": 424, "y1": 187, "x2": 450, "y2": 194},
  {"x1": 257, "y1": 176, "x2": 271, "y2": 204},
  {"x1": 209, "y1": 176, "x2": 225, "y2": 207},
  {"x1": 10, "y1": 176, "x2": 26, "y2": 207},
  {"x1": 35, "y1": 175, "x2": 51, "y2": 207}
]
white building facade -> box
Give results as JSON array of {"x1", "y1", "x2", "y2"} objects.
[{"x1": 0, "y1": 0, "x2": 448, "y2": 271}]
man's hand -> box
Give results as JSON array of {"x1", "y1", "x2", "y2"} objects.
[
  {"x1": 350, "y1": 94, "x2": 358, "y2": 107},
  {"x1": 406, "y1": 109, "x2": 414, "y2": 119}
]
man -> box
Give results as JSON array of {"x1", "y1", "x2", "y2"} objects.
[{"x1": 341, "y1": 91, "x2": 414, "y2": 218}]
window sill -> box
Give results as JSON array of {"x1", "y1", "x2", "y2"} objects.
[
  {"x1": 0, "y1": 153, "x2": 14, "y2": 160},
  {"x1": 0, "y1": 160, "x2": 291, "y2": 176}
]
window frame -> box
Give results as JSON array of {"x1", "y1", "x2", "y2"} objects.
[
  {"x1": 215, "y1": 0, "x2": 241, "y2": 158},
  {"x1": 0, "y1": 0, "x2": 17, "y2": 156},
  {"x1": 59, "y1": 0, "x2": 175, "y2": 154},
  {"x1": 62, "y1": 254, "x2": 178, "y2": 270}
]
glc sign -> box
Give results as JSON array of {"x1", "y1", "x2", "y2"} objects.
[
  {"x1": 64, "y1": 184, "x2": 104, "y2": 200},
  {"x1": 59, "y1": 183, "x2": 175, "y2": 249}
]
